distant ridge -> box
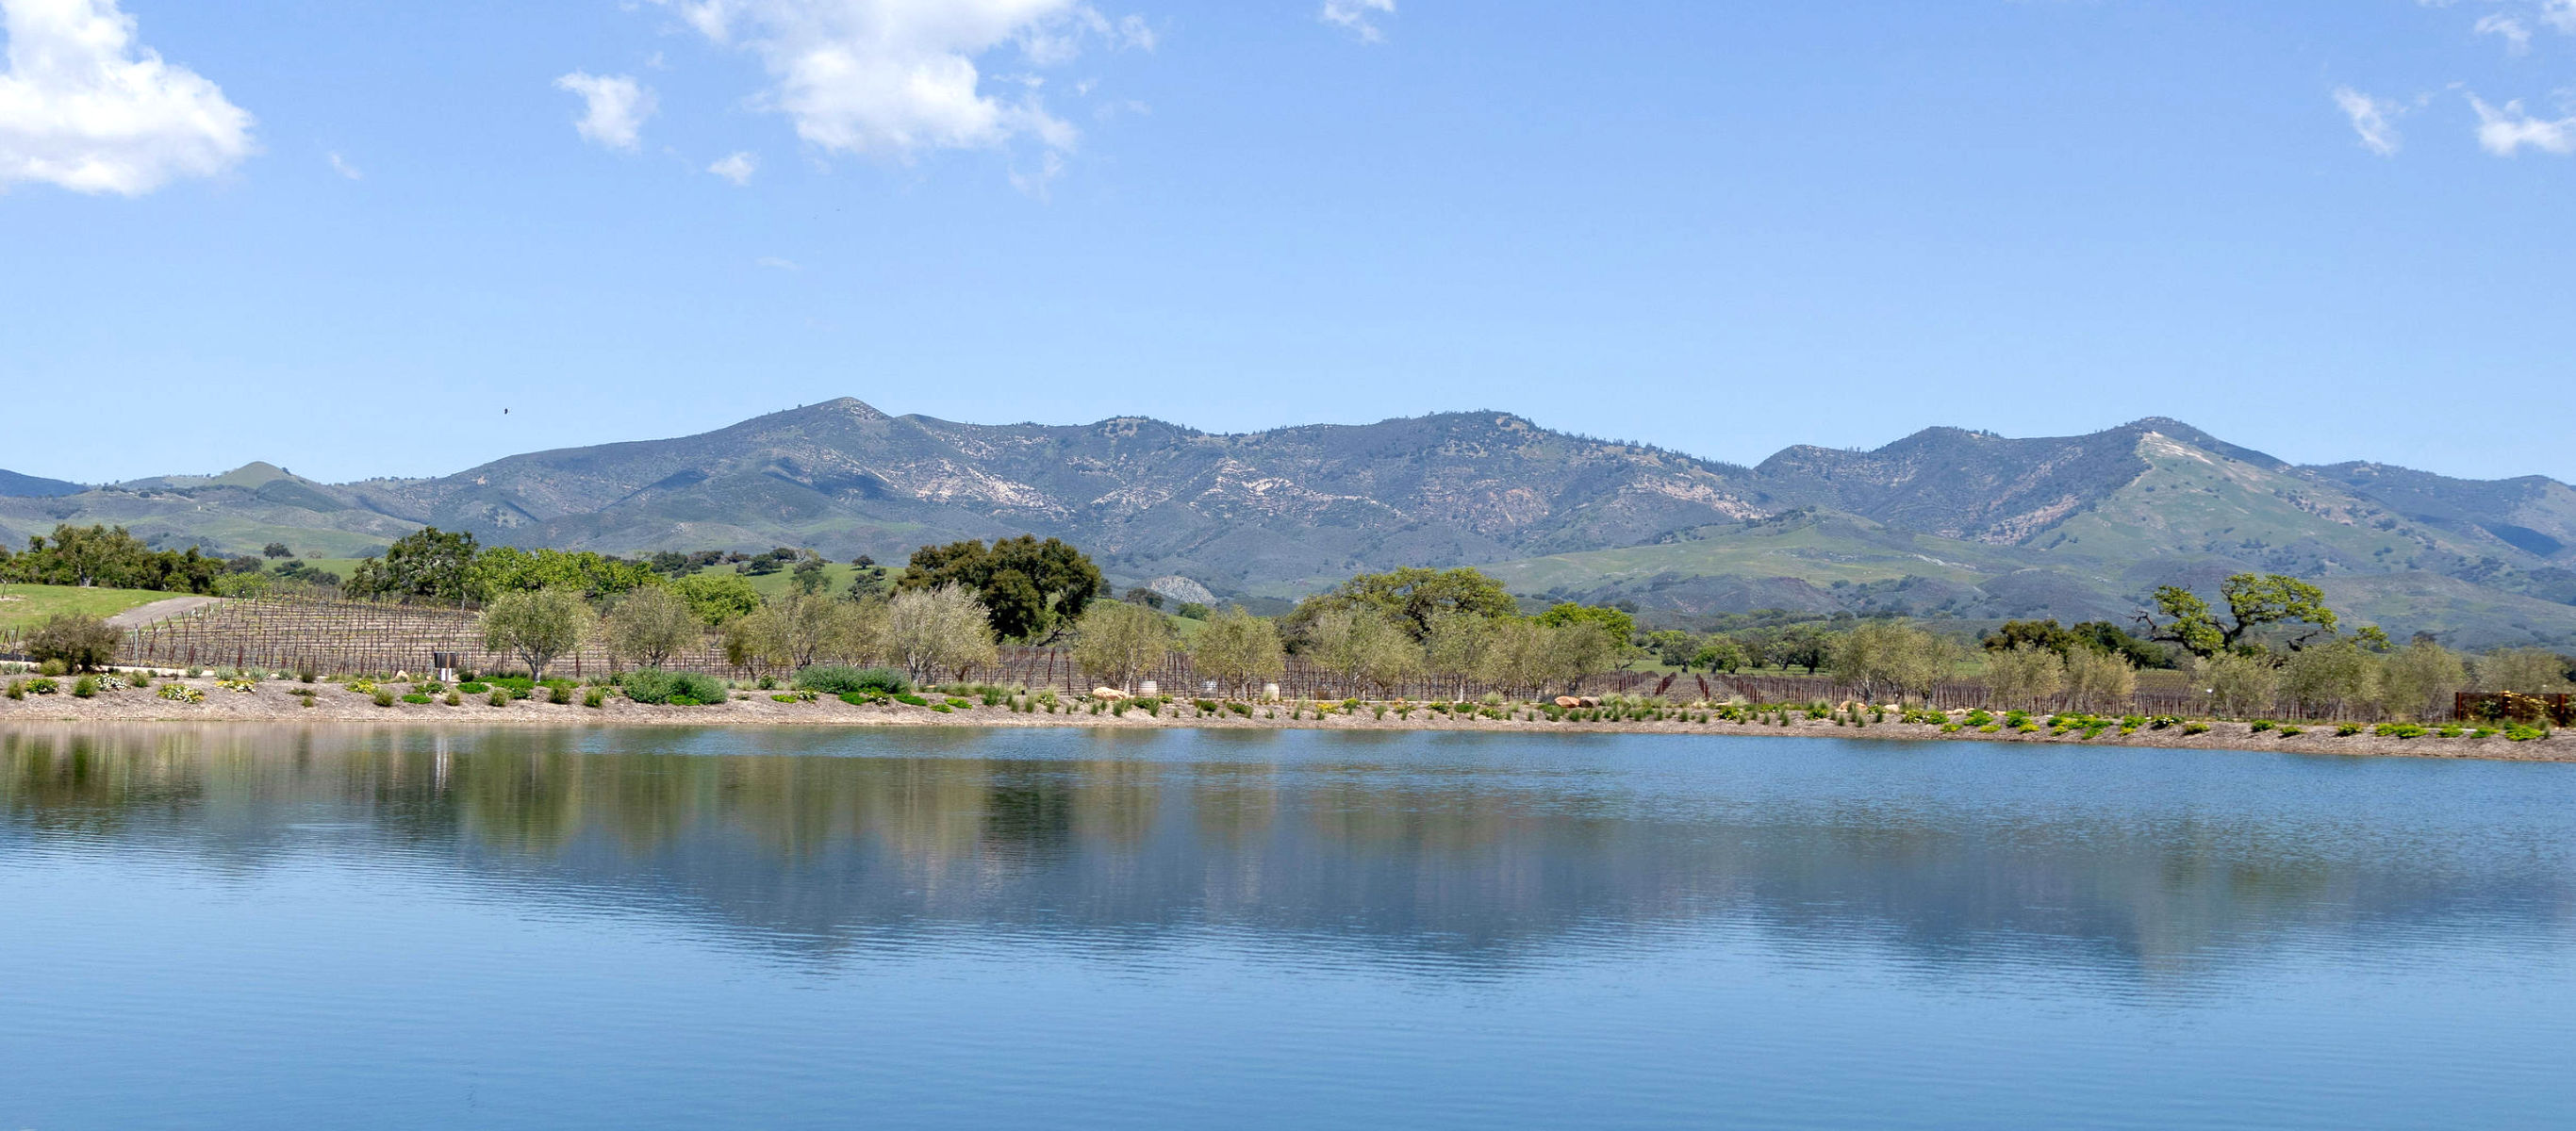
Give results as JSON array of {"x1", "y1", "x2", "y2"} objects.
[
  {"x1": 3, "y1": 402, "x2": 2573, "y2": 646},
  {"x1": 0, "y1": 468, "x2": 83, "y2": 498}
]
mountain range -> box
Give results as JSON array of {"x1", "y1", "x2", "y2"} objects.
[{"x1": 7, "y1": 400, "x2": 2574, "y2": 646}]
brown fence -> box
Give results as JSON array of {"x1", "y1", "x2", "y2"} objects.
[
  {"x1": 92, "y1": 597, "x2": 2461, "y2": 721},
  {"x1": 2453, "y1": 692, "x2": 2573, "y2": 726}
]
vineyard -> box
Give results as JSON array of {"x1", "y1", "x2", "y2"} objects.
[{"x1": 97, "y1": 597, "x2": 2452, "y2": 721}]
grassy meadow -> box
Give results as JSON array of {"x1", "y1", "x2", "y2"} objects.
[{"x1": 0, "y1": 583, "x2": 177, "y2": 632}]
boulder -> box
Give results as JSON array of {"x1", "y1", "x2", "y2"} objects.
[
  {"x1": 1092, "y1": 687, "x2": 1131, "y2": 701},
  {"x1": 1555, "y1": 696, "x2": 1581, "y2": 709}
]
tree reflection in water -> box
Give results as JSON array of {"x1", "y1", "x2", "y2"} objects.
[{"x1": 4, "y1": 722, "x2": 2571, "y2": 983}]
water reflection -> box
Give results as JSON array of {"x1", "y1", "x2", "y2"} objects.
[{"x1": 4, "y1": 723, "x2": 2571, "y2": 982}]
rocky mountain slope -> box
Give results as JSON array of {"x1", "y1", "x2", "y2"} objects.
[{"x1": 4, "y1": 402, "x2": 2570, "y2": 645}]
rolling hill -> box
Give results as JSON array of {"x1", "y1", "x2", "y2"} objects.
[{"x1": 4, "y1": 402, "x2": 2571, "y2": 646}]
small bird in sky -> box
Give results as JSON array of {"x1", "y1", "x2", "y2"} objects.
[{"x1": 503, "y1": 408, "x2": 510, "y2": 415}]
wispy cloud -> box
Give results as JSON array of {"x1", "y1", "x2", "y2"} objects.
[
  {"x1": 553, "y1": 71, "x2": 655, "y2": 151},
  {"x1": 327, "y1": 151, "x2": 362, "y2": 180},
  {"x1": 2469, "y1": 93, "x2": 2575, "y2": 156},
  {"x1": 1320, "y1": 0, "x2": 1395, "y2": 43},
  {"x1": 756, "y1": 255, "x2": 800, "y2": 270},
  {"x1": 2474, "y1": 12, "x2": 2533, "y2": 54},
  {"x1": 0, "y1": 0, "x2": 256, "y2": 196},
  {"x1": 2332, "y1": 87, "x2": 2403, "y2": 156},
  {"x1": 708, "y1": 151, "x2": 757, "y2": 185}
]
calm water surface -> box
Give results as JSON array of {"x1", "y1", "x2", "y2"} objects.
[{"x1": 2, "y1": 724, "x2": 2571, "y2": 1129}]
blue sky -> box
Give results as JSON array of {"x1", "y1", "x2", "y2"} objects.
[{"x1": 3, "y1": 0, "x2": 2572, "y2": 484}]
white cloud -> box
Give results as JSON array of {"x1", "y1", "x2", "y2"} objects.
[
  {"x1": 708, "y1": 150, "x2": 758, "y2": 184},
  {"x1": 2544, "y1": 0, "x2": 2576, "y2": 34},
  {"x1": 2475, "y1": 12, "x2": 2532, "y2": 53},
  {"x1": 0, "y1": 0, "x2": 255, "y2": 196},
  {"x1": 2469, "y1": 93, "x2": 2575, "y2": 155},
  {"x1": 327, "y1": 151, "x2": 361, "y2": 180},
  {"x1": 2332, "y1": 87, "x2": 2403, "y2": 156},
  {"x1": 653, "y1": 0, "x2": 1142, "y2": 161},
  {"x1": 1321, "y1": 0, "x2": 1395, "y2": 42},
  {"x1": 553, "y1": 71, "x2": 655, "y2": 151}
]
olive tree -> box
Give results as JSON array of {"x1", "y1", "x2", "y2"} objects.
[
  {"x1": 2377, "y1": 640, "x2": 2467, "y2": 721},
  {"x1": 1547, "y1": 620, "x2": 1622, "y2": 695},
  {"x1": 2474, "y1": 647, "x2": 2573, "y2": 694},
  {"x1": 1423, "y1": 610, "x2": 1496, "y2": 698},
  {"x1": 1073, "y1": 598, "x2": 1175, "y2": 693},
  {"x1": 884, "y1": 582, "x2": 998, "y2": 686},
  {"x1": 722, "y1": 605, "x2": 792, "y2": 681},
  {"x1": 28, "y1": 613, "x2": 119, "y2": 673},
  {"x1": 1829, "y1": 620, "x2": 1959, "y2": 704},
  {"x1": 1190, "y1": 606, "x2": 1284, "y2": 699},
  {"x1": 2193, "y1": 652, "x2": 2280, "y2": 718},
  {"x1": 603, "y1": 586, "x2": 702, "y2": 669},
  {"x1": 2061, "y1": 647, "x2": 2138, "y2": 713},
  {"x1": 479, "y1": 587, "x2": 591, "y2": 682},
  {"x1": 773, "y1": 593, "x2": 867, "y2": 671},
  {"x1": 2280, "y1": 639, "x2": 2380, "y2": 717},
  {"x1": 1476, "y1": 618, "x2": 1566, "y2": 700},
  {"x1": 1983, "y1": 643, "x2": 2065, "y2": 709}
]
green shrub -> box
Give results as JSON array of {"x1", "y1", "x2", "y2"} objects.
[
  {"x1": 3, "y1": 680, "x2": 20, "y2": 700},
  {"x1": 548, "y1": 684, "x2": 575, "y2": 705},
  {"x1": 487, "y1": 689, "x2": 511, "y2": 707},
  {"x1": 445, "y1": 692, "x2": 462, "y2": 706},
  {"x1": 2337, "y1": 723, "x2": 2365, "y2": 737},
  {"x1": 623, "y1": 670, "x2": 726, "y2": 706},
  {"x1": 796, "y1": 666, "x2": 912, "y2": 697},
  {"x1": 28, "y1": 614, "x2": 118, "y2": 673},
  {"x1": 127, "y1": 673, "x2": 151, "y2": 689},
  {"x1": 158, "y1": 682, "x2": 204, "y2": 703},
  {"x1": 401, "y1": 693, "x2": 433, "y2": 705},
  {"x1": 457, "y1": 681, "x2": 489, "y2": 695},
  {"x1": 488, "y1": 677, "x2": 537, "y2": 694},
  {"x1": 2373, "y1": 722, "x2": 2427, "y2": 739},
  {"x1": 38, "y1": 659, "x2": 68, "y2": 678},
  {"x1": 584, "y1": 688, "x2": 606, "y2": 709},
  {"x1": 372, "y1": 689, "x2": 396, "y2": 707},
  {"x1": 2277, "y1": 726, "x2": 2304, "y2": 737},
  {"x1": 27, "y1": 678, "x2": 59, "y2": 696},
  {"x1": 2250, "y1": 720, "x2": 2274, "y2": 733},
  {"x1": 2504, "y1": 723, "x2": 2549, "y2": 742},
  {"x1": 2437, "y1": 725, "x2": 2464, "y2": 738},
  {"x1": 2181, "y1": 722, "x2": 2209, "y2": 735},
  {"x1": 72, "y1": 676, "x2": 98, "y2": 698}
]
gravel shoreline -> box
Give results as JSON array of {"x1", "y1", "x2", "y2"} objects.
[{"x1": 3, "y1": 678, "x2": 2568, "y2": 762}]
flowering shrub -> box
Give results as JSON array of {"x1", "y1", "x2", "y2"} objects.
[
  {"x1": 158, "y1": 683, "x2": 206, "y2": 703},
  {"x1": 216, "y1": 678, "x2": 256, "y2": 694}
]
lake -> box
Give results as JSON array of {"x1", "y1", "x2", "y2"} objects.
[{"x1": 2, "y1": 724, "x2": 2571, "y2": 1129}]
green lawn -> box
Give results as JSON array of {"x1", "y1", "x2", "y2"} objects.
[{"x1": 0, "y1": 583, "x2": 178, "y2": 632}]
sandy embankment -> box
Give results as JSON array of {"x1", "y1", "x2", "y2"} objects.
[{"x1": 1, "y1": 676, "x2": 2568, "y2": 762}]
